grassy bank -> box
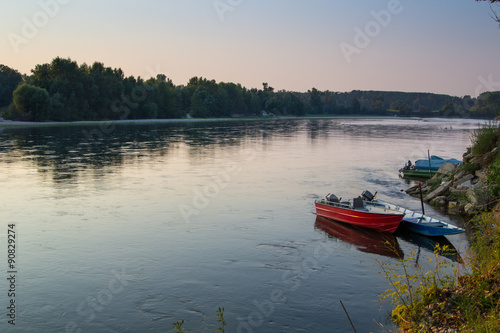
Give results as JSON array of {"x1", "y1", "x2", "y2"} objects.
[{"x1": 384, "y1": 123, "x2": 500, "y2": 332}]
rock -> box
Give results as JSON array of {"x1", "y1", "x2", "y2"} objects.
[
  {"x1": 436, "y1": 162, "x2": 457, "y2": 177},
  {"x1": 454, "y1": 170, "x2": 467, "y2": 181},
  {"x1": 463, "y1": 152, "x2": 473, "y2": 163},
  {"x1": 449, "y1": 187, "x2": 468, "y2": 196},
  {"x1": 475, "y1": 169, "x2": 488, "y2": 182},
  {"x1": 477, "y1": 147, "x2": 498, "y2": 167},
  {"x1": 456, "y1": 173, "x2": 474, "y2": 187},
  {"x1": 464, "y1": 203, "x2": 476, "y2": 214},
  {"x1": 448, "y1": 201, "x2": 458, "y2": 209},
  {"x1": 466, "y1": 188, "x2": 479, "y2": 205},
  {"x1": 430, "y1": 196, "x2": 448, "y2": 207},
  {"x1": 424, "y1": 180, "x2": 453, "y2": 201},
  {"x1": 457, "y1": 180, "x2": 473, "y2": 189}
]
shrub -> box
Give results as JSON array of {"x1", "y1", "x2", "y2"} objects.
[{"x1": 470, "y1": 122, "x2": 500, "y2": 157}]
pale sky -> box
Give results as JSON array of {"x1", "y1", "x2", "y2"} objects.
[{"x1": 1, "y1": 0, "x2": 499, "y2": 97}]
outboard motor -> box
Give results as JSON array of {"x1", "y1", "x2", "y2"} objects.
[
  {"x1": 326, "y1": 193, "x2": 340, "y2": 203},
  {"x1": 361, "y1": 190, "x2": 375, "y2": 202}
]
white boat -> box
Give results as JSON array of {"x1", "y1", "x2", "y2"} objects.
[{"x1": 360, "y1": 191, "x2": 465, "y2": 237}]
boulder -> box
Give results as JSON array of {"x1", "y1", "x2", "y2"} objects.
[
  {"x1": 430, "y1": 196, "x2": 448, "y2": 207},
  {"x1": 466, "y1": 188, "x2": 479, "y2": 205},
  {"x1": 475, "y1": 170, "x2": 488, "y2": 182},
  {"x1": 456, "y1": 173, "x2": 474, "y2": 187},
  {"x1": 453, "y1": 170, "x2": 467, "y2": 181},
  {"x1": 464, "y1": 203, "x2": 476, "y2": 214},
  {"x1": 463, "y1": 148, "x2": 472, "y2": 163},
  {"x1": 436, "y1": 162, "x2": 457, "y2": 177},
  {"x1": 449, "y1": 187, "x2": 468, "y2": 196},
  {"x1": 424, "y1": 180, "x2": 453, "y2": 202},
  {"x1": 477, "y1": 147, "x2": 498, "y2": 167},
  {"x1": 457, "y1": 180, "x2": 473, "y2": 189}
]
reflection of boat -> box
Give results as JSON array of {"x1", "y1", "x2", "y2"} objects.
[
  {"x1": 395, "y1": 228, "x2": 462, "y2": 263},
  {"x1": 315, "y1": 194, "x2": 404, "y2": 233},
  {"x1": 315, "y1": 215, "x2": 404, "y2": 259},
  {"x1": 399, "y1": 155, "x2": 461, "y2": 179},
  {"x1": 361, "y1": 191, "x2": 465, "y2": 237}
]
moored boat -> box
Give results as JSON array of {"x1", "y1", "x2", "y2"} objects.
[
  {"x1": 361, "y1": 190, "x2": 465, "y2": 237},
  {"x1": 399, "y1": 155, "x2": 461, "y2": 179},
  {"x1": 314, "y1": 193, "x2": 404, "y2": 233}
]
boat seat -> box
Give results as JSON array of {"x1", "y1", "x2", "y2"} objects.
[{"x1": 352, "y1": 197, "x2": 367, "y2": 210}]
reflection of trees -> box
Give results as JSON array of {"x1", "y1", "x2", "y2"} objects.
[
  {"x1": 1, "y1": 118, "x2": 445, "y2": 186},
  {"x1": 0, "y1": 120, "x2": 305, "y2": 185}
]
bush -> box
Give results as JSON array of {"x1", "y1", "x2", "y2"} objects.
[
  {"x1": 10, "y1": 83, "x2": 50, "y2": 121},
  {"x1": 470, "y1": 122, "x2": 500, "y2": 157}
]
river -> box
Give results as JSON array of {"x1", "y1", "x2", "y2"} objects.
[{"x1": 0, "y1": 117, "x2": 483, "y2": 332}]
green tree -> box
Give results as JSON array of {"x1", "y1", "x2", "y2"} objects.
[
  {"x1": 265, "y1": 95, "x2": 282, "y2": 114},
  {"x1": 0, "y1": 65, "x2": 23, "y2": 108},
  {"x1": 282, "y1": 92, "x2": 305, "y2": 116},
  {"x1": 308, "y1": 87, "x2": 322, "y2": 114},
  {"x1": 350, "y1": 97, "x2": 361, "y2": 113},
  {"x1": 10, "y1": 84, "x2": 50, "y2": 121}
]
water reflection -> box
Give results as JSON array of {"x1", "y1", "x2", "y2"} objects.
[
  {"x1": 0, "y1": 118, "x2": 485, "y2": 186},
  {"x1": 314, "y1": 215, "x2": 404, "y2": 259},
  {"x1": 395, "y1": 229, "x2": 462, "y2": 263}
]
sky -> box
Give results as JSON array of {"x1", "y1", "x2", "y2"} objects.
[{"x1": 1, "y1": 0, "x2": 499, "y2": 97}]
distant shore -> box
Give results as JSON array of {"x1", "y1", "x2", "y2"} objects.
[
  {"x1": 0, "y1": 115, "x2": 404, "y2": 128},
  {"x1": 0, "y1": 117, "x2": 264, "y2": 128}
]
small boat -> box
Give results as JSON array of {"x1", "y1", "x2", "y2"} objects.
[
  {"x1": 314, "y1": 194, "x2": 404, "y2": 233},
  {"x1": 361, "y1": 190, "x2": 465, "y2": 237},
  {"x1": 399, "y1": 155, "x2": 461, "y2": 179}
]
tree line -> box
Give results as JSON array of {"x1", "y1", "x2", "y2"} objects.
[{"x1": 0, "y1": 57, "x2": 498, "y2": 121}]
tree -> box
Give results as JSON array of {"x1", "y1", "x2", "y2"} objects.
[
  {"x1": 0, "y1": 65, "x2": 23, "y2": 107},
  {"x1": 10, "y1": 84, "x2": 50, "y2": 121},
  {"x1": 282, "y1": 92, "x2": 305, "y2": 116},
  {"x1": 308, "y1": 88, "x2": 322, "y2": 114},
  {"x1": 477, "y1": 0, "x2": 500, "y2": 26},
  {"x1": 350, "y1": 97, "x2": 361, "y2": 113}
]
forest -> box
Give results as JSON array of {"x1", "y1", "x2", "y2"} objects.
[{"x1": 0, "y1": 57, "x2": 499, "y2": 122}]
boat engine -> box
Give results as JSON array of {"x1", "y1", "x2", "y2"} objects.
[
  {"x1": 361, "y1": 190, "x2": 375, "y2": 202},
  {"x1": 326, "y1": 193, "x2": 340, "y2": 203}
]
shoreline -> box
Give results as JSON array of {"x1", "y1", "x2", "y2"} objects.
[
  {"x1": 0, "y1": 115, "x2": 401, "y2": 128},
  {"x1": 0, "y1": 115, "x2": 456, "y2": 129}
]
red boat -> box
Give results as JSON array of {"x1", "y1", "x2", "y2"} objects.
[{"x1": 315, "y1": 194, "x2": 404, "y2": 233}]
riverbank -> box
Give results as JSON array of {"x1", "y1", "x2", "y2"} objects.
[
  {"x1": 0, "y1": 115, "x2": 481, "y2": 129},
  {"x1": 0, "y1": 116, "x2": 266, "y2": 128},
  {"x1": 387, "y1": 123, "x2": 500, "y2": 332}
]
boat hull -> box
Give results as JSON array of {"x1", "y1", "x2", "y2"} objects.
[
  {"x1": 401, "y1": 219, "x2": 464, "y2": 237},
  {"x1": 365, "y1": 199, "x2": 465, "y2": 237},
  {"x1": 315, "y1": 202, "x2": 403, "y2": 233},
  {"x1": 399, "y1": 169, "x2": 436, "y2": 179}
]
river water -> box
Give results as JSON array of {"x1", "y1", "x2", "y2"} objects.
[{"x1": 0, "y1": 118, "x2": 484, "y2": 332}]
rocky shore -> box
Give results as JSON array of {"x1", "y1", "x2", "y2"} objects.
[{"x1": 405, "y1": 146, "x2": 497, "y2": 215}]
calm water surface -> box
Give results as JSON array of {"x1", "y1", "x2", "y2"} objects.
[{"x1": 0, "y1": 118, "x2": 483, "y2": 332}]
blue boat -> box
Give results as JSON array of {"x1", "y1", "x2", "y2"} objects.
[
  {"x1": 361, "y1": 191, "x2": 465, "y2": 237},
  {"x1": 413, "y1": 155, "x2": 462, "y2": 171},
  {"x1": 399, "y1": 154, "x2": 461, "y2": 179}
]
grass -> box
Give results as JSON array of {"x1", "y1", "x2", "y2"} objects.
[
  {"x1": 378, "y1": 245, "x2": 462, "y2": 331},
  {"x1": 470, "y1": 121, "x2": 500, "y2": 158}
]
